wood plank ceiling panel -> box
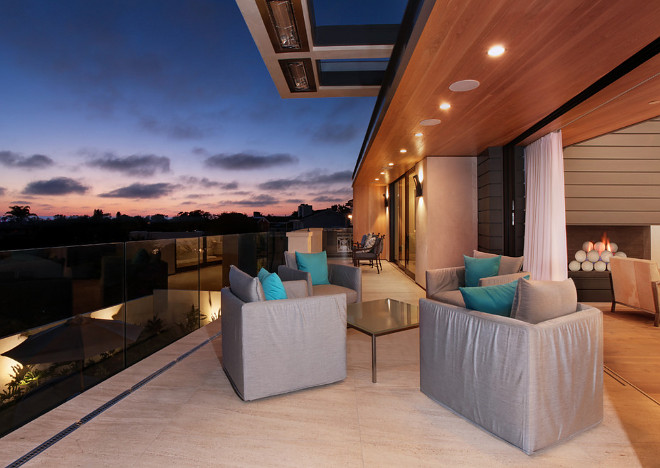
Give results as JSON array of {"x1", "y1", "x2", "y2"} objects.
[{"x1": 355, "y1": 0, "x2": 660, "y2": 186}]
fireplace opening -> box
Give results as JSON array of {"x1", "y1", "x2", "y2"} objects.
[{"x1": 566, "y1": 226, "x2": 651, "y2": 302}]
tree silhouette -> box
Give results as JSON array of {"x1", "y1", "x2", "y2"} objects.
[{"x1": 4, "y1": 205, "x2": 38, "y2": 222}]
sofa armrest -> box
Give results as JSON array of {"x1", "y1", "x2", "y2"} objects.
[
  {"x1": 426, "y1": 267, "x2": 465, "y2": 297},
  {"x1": 328, "y1": 263, "x2": 362, "y2": 303},
  {"x1": 419, "y1": 299, "x2": 603, "y2": 454},
  {"x1": 277, "y1": 265, "x2": 312, "y2": 296},
  {"x1": 479, "y1": 271, "x2": 530, "y2": 287},
  {"x1": 282, "y1": 279, "x2": 309, "y2": 299}
]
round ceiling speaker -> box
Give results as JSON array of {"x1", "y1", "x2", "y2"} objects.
[
  {"x1": 449, "y1": 79, "x2": 480, "y2": 92},
  {"x1": 419, "y1": 119, "x2": 441, "y2": 126}
]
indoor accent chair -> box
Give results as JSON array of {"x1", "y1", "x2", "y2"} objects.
[
  {"x1": 221, "y1": 265, "x2": 347, "y2": 401},
  {"x1": 426, "y1": 250, "x2": 528, "y2": 307},
  {"x1": 278, "y1": 251, "x2": 362, "y2": 303},
  {"x1": 610, "y1": 256, "x2": 660, "y2": 327}
]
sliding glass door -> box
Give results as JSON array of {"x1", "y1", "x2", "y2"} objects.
[{"x1": 391, "y1": 170, "x2": 416, "y2": 279}]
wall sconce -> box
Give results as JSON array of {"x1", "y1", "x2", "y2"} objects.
[
  {"x1": 412, "y1": 175, "x2": 423, "y2": 197},
  {"x1": 383, "y1": 193, "x2": 389, "y2": 208}
]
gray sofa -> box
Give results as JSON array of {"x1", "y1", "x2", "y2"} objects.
[
  {"x1": 426, "y1": 250, "x2": 528, "y2": 307},
  {"x1": 419, "y1": 293, "x2": 603, "y2": 454},
  {"x1": 221, "y1": 265, "x2": 347, "y2": 401},
  {"x1": 278, "y1": 251, "x2": 362, "y2": 304}
]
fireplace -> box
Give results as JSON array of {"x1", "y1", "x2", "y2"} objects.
[{"x1": 566, "y1": 226, "x2": 651, "y2": 302}]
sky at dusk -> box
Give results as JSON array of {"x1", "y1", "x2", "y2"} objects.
[{"x1": 0, "y1": 0, "x2": 379, "y2": 217}]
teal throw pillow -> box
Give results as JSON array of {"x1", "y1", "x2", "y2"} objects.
[
  {"x1": 464, "y1": 254, "x2": 501, "y2": 287},
  {"x1": 257, "y1": 267, "x2": 270, "y2": 283},
  {"x1": 259, "y1": 270, "x2": 287, "y2": 301},
  {"x1": 459, "y1": 276, "x2": 530, "y2": 316},
  {"x1": 295, "y1": 251, "x2": 330, "y2": 285}
]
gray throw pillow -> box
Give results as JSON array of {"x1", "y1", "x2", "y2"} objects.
[
  {"x1": 511, "y1": 278, "x2": 578, "y2": 324},
  {"x1": 473, "y1": 250, "x2": 524, "y2": 275},
  {"x1": 229, "y1": 265, "x2": 265, "y2": 303}
]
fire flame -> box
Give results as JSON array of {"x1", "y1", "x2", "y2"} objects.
[{"x1": 583, "y1": 232, "x2": 611, "y2": 254}]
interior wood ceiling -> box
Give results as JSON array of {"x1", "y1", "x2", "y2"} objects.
[{"x1": 354, "y1": 0, "x2": 660, "y2": 186}]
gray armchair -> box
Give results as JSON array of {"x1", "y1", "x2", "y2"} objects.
[
  {"x1": 278, "y1": 251, "x2": 362, "y2": 304},
  {"x1": 426, "y1": 250, "x2": 528, "y2": 308},
  {"x1": 221, "y1": 266, "x2": 347, "y2": 401},
  {"x1": 420, "y1": 297, "x2": 603, "y2": 454}
]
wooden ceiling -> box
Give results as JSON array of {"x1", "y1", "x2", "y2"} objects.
[{"x1": 354, "y1": 0, "x2": 660, "y2": 186}]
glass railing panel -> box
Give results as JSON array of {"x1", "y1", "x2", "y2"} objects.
[
  {"x1": 124, "y1": 239, "x2": 197, "y2": 366},
  {"x1": 200, "y1": 235, "x2": 222, "y2": 326},
  {"x1": 0, "y1": 242, "x2": 126, "y2": 437}
]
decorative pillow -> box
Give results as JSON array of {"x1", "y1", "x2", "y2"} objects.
[
  {"x1": 260, "y1": 271, "x2": 287, "y2": 301},
  {"x1": 473, "y1": 250, "x2": 524, "y2": 275},
  {"x1": 511, "y1": 278, "x2": 578, "y2": 324},
  {"x1": 257, "y1": 267, "x2": 270, "y2": 283},
  {"x1": 464, "y1": 254, "x2": 501, "y2": 287},
  {"x1": 459, "y1": 278, "x2": 521, "y2": 316},
  {"x1": 363, "y1": 235, "x2": 376, "y2": 250},
  {"x1": 295, "y1": 251, "x2": 330, "y2": 285},
  {"x1": 229, "y1": 265, "x2": 265, "y2": 302}
]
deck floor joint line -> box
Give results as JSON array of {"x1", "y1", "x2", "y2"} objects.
[
  {"x1": 604, "y1": 365, "x2": 660, "y2": 406},
  {"x1": 5, "y1": 329, "x2": 222, "y2": 468}
]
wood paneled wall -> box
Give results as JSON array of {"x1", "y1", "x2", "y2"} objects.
[{"x1": 564, "y1": 116, "x2": 660, "y2": 225}]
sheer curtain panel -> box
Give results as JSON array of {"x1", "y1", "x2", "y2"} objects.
[{"x1": 523, "y1": 131, "x2": 568, "y2": 281}]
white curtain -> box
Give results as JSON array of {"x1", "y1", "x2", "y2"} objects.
[{"x1": 523, "y1": 131, "x2": 568, "y2": 281}]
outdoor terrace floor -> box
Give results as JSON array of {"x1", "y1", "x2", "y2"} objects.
[{"x1": 1, "y1": 260, "x2": 659, "y2": 466}]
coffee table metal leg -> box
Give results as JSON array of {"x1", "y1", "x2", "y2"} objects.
[{"x1": 372, "y1": 335, "x2": 377, "y2": 383}]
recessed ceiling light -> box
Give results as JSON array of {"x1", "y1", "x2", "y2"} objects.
[
  {"x1": 419, "y1": 119, "x2": 441, "y2": 126},
  {"x1": 487, "y1": 45, "x2": 506, "y2": 57},
  {"x1": 374, "y1": 178, "x2": 379, "y2": 181},
  {"x1": 439, "y1": 103, "x2": 451, "y2": 110},
  {"x1": 388, "y1": 162, "x2": 394, "y2": 166},
  {"x1": 380, "y1": 171, "x2": 385, "y2": 175},
  {"x1": 414, "y1": 132, "x2": 423, "y2": 137},
  {"x1": 400, "y1": 149, "x2": 407, "y2": 153},
  {"x1": 449, "y1": 80, "x2": 480, "y2": 92}
]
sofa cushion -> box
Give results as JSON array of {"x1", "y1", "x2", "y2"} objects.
[
  {"x1": 464, "y1": 254, "x2": 501, "y2": 287},
  {"x1": 428, "y1": 290, "x2": 465, "y2": 308},
  {"x1": 473, "y1": 250, "x2": 524, "y2": 275},
  {"x1": 511, "y1": 278, "x2": 578, "y2": 324},
  {"x1": 229, "y1": 265, "x2": 265, "y2": 303},
  {"x1": 312, "y1": 284, "x2": 357, "y2": 304},
  {"x1": 459, "y1": 280, "x2": 520, "y2": 316},
  {"x1": 296, "y1": 251, "x2": 330, "y2": 286}
]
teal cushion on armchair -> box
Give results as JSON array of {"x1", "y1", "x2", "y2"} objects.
[
  {"x1": 464, "y1": 254, "x2": 501, "y2": 287},
  {"x1": 257, "y1": 268, "x2": 287, "y2": 301},
  {"x1": 295, "y1": 251, "x2": 330, "y2": 285},
  {"x1": 459, "y1": 275, "x2": 529, "y2": 316}
]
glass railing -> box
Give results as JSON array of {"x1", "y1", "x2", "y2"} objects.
[{"x1": 0, "y1": 231, "x2": 287, "y2": 437}]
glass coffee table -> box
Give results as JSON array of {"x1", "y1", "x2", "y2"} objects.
[{"x1": 347, "y1": 298, "x2": 419, "y2": 383}]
